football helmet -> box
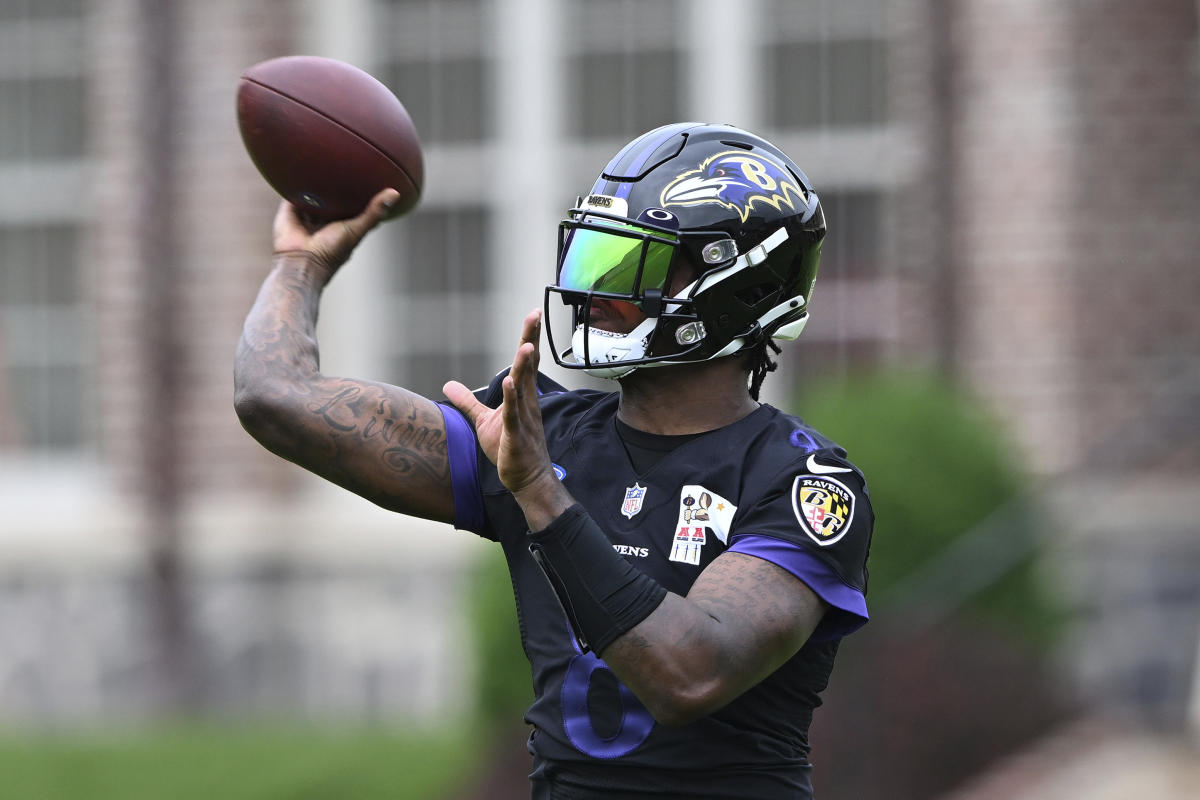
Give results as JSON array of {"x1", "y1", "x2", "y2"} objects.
[{"x1": 545, "y1": 122, "x2": 826, "y2": 379}]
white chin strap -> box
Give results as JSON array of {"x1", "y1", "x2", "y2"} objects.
[{"x1": 571, "y1": 317, "x2": 658, "y2": 379}]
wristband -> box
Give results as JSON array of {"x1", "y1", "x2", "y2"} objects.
[{"x1": 528, "y1": 504, "x2": 667, "y2": 654}]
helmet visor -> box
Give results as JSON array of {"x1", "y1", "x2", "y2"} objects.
[{"x1": 557, "y1": 221, "x2": 677, "y2": 299}]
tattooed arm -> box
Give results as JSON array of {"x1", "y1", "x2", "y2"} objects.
[
  {"x1": 601, "y1": 553, "x2": 827, "y2": 727},
  {"x1": 234, "y1": 190, "x2": 455, "y2": 523}
]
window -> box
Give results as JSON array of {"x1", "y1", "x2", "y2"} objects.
[
  {"x1": 759, "y1": 0, "x2": 894, "y2": 383},
  {"x1": 565, "y1": 0, "x2": 682, "y2": 139},
  {"x1": 376, "y1": 0, "x2": 493, "y2": 144},
  {"x1": 0, "y1": 5, "x2": 89, "y2": 454},
  {"x1": 380, "y1": 57, "x2": 492, "y2": 145},
  {"x1": 780, "y1": 190, "x2": 887, "y2": 382},
  {"x1": 765, "y1": 38, "x2": 887, "y2": 128},
  {"x1": 818, "y1": 191, "x2": 883, "y2": 281},
  {"x1": 763, "y1": 0, "x2": 889, "y2": 129},
  {"x1": 0, "y1": 0, "x2": 83, "y2": 22},
  {"x1": 0, "y1": 227, "x2": 89, "y2": 451},
  {"x1": 570, "y1": 49, "x2": 681, "y2": 139},
  {"x1": 0, "y1": 77, "x2": 85, "y2": 159},
  {"x1": 371, "y1": 0, "x2": 498, "y2": 395},
  {"x1": 380, "y1": 206, "x2": 494, "y2": 398},
  {"x1": 391, "y1": 207, "x2": 490, "y2": 296}
]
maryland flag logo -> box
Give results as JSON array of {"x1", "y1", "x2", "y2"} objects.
[{"x1": 792, "y1": 476, "x2": 855, "y2": 546}]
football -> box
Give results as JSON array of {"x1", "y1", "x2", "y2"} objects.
[{"x1": 236, "y1": 55, "x2": 423, "y2": 222}]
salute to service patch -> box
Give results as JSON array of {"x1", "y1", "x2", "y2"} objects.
[{"x1": 792, "y1": 475, "x2": 855, "y2": 546}]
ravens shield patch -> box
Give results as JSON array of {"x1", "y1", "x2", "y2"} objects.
[{"x1": 792, "y1": 475, "x2": 855, "y2": 546}]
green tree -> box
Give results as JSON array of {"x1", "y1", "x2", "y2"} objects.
[
  {"x1": 467, "y1": 548, "x2": 532, "y2": 726},
  {"x1": 796, "y1": 370, "x2": 1061, "y2": 645}
]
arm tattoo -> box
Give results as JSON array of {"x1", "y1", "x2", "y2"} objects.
[
  {"x1": 235, "y1": 256, "x2": 455, "y2": 519},
  {"x1": 304, "y1": 382, "x2": 449, "y2": 484},
  {"x1": 600, "y1": 552, "x2": 826, "y2": 721}
]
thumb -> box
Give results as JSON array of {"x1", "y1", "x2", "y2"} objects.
[
  {"x1": 443, "y1": 380, "x2": 488, "y2": 426},
  {"x1": 348, "y1": 188, "x2": 401, "y2": 236},
  {"x1": 310, "y1": 188, "x2": 400, "y2": 268}
]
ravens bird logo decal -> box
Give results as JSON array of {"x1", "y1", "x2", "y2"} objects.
[{"x1": 659, "y1": 150, "x2": 808, "y2": 223}]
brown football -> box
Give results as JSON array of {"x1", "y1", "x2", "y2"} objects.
[{"x1": 236, "y1": 55, "x2": 423, "y2": 221}]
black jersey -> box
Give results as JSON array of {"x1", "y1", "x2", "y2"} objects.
[{"x1": 438, "y1": 371, "x2": 874, "y2": 799}]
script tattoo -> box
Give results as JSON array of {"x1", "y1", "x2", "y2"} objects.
[
  {"x1": 311, "y1": 386, "x2": 362, "y2": 432},
  {"x1": 307, "y1": 383, "x2": 449, "y2": 484}
]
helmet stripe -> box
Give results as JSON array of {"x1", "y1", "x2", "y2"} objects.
[{"x1": 602, "y1": 123, "x2": 697, "y2": 200}]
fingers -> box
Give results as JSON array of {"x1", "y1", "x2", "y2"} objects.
[
  {"x1": 505, "y1": 310, "x2": 545, "y2": 430},
  {"x1": 501, "y1": 374, "x2": 521, "y2": 430},
  {"x1": 272, "y1": 189, "x2": 399, "y2": 257},
  {"x1": 297, "y1": 187, "x2": 397, "y2": 269},
  {"x1": 447, "y1": 310, "x2": 543, "y2": 438},
  {"x1": 443, "y1": 380, "x2": 486, "y2": 425},
  {"x1": 520, "y1": 308, "x2": 542, "y2": 346},
  {"x1": 446, "y1": 307, "x2": 540, "y2": 429},
  {"x1": 510, "y1": 309, "x2": 542, "y2": 385},
  {"x1": 500, "y1": 360, "x2": 539, "y2": 448}
]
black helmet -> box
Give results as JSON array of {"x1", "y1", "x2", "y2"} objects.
[{"x1": 545, "y1": 122, "x2": 826, "y2": 378}]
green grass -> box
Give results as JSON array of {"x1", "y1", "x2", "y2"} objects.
[{"x1": 0, "y1": 722, "x2": 475, "y2": 800}]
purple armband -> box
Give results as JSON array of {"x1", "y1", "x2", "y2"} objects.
[{"x1": 437, "y1": 403, "x2": 485, "y2": 534}]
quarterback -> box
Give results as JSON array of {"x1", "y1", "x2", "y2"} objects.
[{"x1": 235, "y1": 123, "x2": 874, "y2": 798}]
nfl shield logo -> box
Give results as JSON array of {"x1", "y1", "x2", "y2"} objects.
[{"x1": 621, "y1": 483, "x2": 647, "y2": 519}]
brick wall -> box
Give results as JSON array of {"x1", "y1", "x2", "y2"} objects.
[
  {"x1": 893, "y1": 0, "x2": 1199, "y2": 476},
  {"x1": 950, "y1": 0, "x2": 1083, "y2": 472},
  {"x1": 1069, "y1": 0, "x2": 1200, "y2": 474},
  {"x1": 886, "y1": 0, "x2": 1200, "y2": 738}
]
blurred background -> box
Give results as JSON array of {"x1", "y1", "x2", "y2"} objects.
[{"x1": 1, "y1": 0, "x2": 1198, "y2": 797}]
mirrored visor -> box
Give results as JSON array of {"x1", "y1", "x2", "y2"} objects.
[{"x1": 557, "y1": 222, "x2": 677, "y2": 297}]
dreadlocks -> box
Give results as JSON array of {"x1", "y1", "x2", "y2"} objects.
[{"x1": 746, "y1": 338, "x2": 783, "y2": 401}]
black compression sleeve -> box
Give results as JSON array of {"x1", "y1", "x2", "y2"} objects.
[{"x1": 528, "y1": 504, "x2": 668, "y2": 654}]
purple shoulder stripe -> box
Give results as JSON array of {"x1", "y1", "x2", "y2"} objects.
[
  {"x1": 437, "y1": 403, "x2": 484, "y2": 534},
  {"x1": 728, "y1": 534, "x2": 868, "y2": 642}
]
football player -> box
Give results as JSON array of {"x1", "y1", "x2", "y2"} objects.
[{"x1": 235, "y1": 123, "x2": 874, "y2": 799}]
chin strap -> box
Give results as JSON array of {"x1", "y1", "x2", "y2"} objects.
[{"x1": 571, "y1": 317, "x2": 658, "y2": 379}]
